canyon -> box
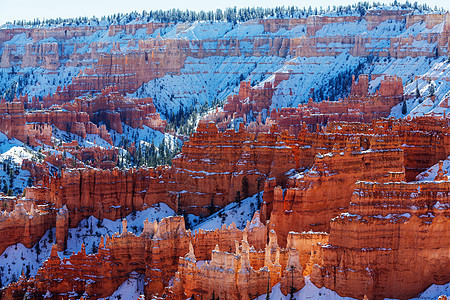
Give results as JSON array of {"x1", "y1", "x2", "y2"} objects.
[{"x1": 0, "y1": 5, "x2": 449, "y2": 300}]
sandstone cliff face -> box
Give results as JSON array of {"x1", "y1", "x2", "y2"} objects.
[
  {"x1": 2, "y1": 11, "x2": 449, "y2": 105},
  {"x1": 0, "y1": 102, "x2": 26, "y2": 143},
  {"x1": 24, "y1": 167, "x2": 172, "y2": 228},
  {"x1": 389, "y1": 117, "x2": 450, "y2": 181},
  {"x1": 170, "y1": 121, "x2": 296, "y2": 215},
  {"x1": 276, "y1": 114, "x2": 450, "y2": 180},
  {"x1": 1, "y1": 10, "x2": 450, "y2": 300},
  {"x1": 0, "y1": 206, "x2": 331, "y2": 300},
  {"x1": 21, "y1": 120, "x2": 297, "y2": 229},
  {"x1": 311, "y1": 180, "x2": 450, "y2": 300},
  {"x1": 0, "y1": 82, "x2": 167, "y2": 147},
  {"x1": 268, "y1": 132, "x2": 405, "y2": 244},
  {"x1": 0, "y1": 214, "x2": 287, "y2": 299},
  {"x1": 0, "y1": 100, "x2": 115, "y2": 146},
  {"x1": 2, "y1": 216, "x2": 189, "y2": 299},
  {"x1": 59, "y1": 87, "x2": 166, "y2": 133},
  {"x1": 264, "y1": 116, "x2": 450, "y2": 246},
  {"x1": 222, "y1": 72, "x2": 291, "y2": 121},
  {"x1": 13, "y1": 115, "x2": 449, "y2": 253},
  {"x1": 172, "y1": 226, "x2": 329, "y2": 299},
  {"x1": 0, "y1": 203, "x2": 55, "y2": 255},
  {"x1": 2, "y1": 114, "x2": 450, "y2": 299},
  {"x1": 270, "y1": 75, "x2": 404, "y2": 135},
  {"x1": 20, "y1": 43, "x2": 61, "y2": 70},
  {"x1": 22, "y1": 86, "x2": 166, "y2": 135}
]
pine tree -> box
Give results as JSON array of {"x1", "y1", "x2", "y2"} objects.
[
  {"x1": 208, "y1": 195, "x2": 215, "y2": 215},
  {"x1": 235, "y1": 191, "x2": 241, "y2": 207},
  {"x1": 265, "y1": 273, "x2": 271, "y2": 299},
  {"x1": 242, "y1": 176, "x2": 249, "y2": 199},
  {"x1": 429, "y1": 84, "x2": 435, "y2": 96},
  {"x1": 25, "y1": 264, "x2": 30, "y2": 278},
  {"x1": 35, "y1": 242, "x2": 41, "y2": 257},
  {"x1": 402, "y1": 101, "x2": 407, "y2": 115}
]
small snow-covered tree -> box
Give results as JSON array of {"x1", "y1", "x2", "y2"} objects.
[{"x1": 429, "y1": 84, "x2": 435, "y2": 96}]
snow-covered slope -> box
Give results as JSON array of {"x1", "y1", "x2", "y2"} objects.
[
  {"x1": 0, "y1": 132, "x2": 38, "y2": 195},
  {"x1": 0, "y1": 229, "x2": 54, "y2": 287},
  {"x1": 100, "y1": 272, "x2": 145, "y2": 300},
  {"x1": 134, "y1": 53, "x2": 448, "y2": 117},
  {"x1": 390, "y1": 57, "x2": 450, "y2": 119},
  {"x1": 0, "y1": 66, "x2": 83, "y2": 101},
  {"x1": 255, "y1": 277, "x2": 356, "y2": 300},
  {"x1": 255, "y1": 277, "x2": 450, "y2": 300},
  {"x1": 110, "y1": 124, "x2": 181, "y2": 149},
  {"x1": 2, "y1": 13, "x2": 449, "y2": 119},
  {"x1": 416, "y1": 156, "x2": 450, "y2": 182},
  {"x1": 270, "y1": 54, "x2": 366, "y2": 108},
  {"x1": 64, "y1": 202, "x2": 175, "y2": 256},
  {"x1": 193, "y1": 192, "x2": 262, "y2": 231},
  {"x1": 405, "y1": 282, "x2": 450, "y2": 300},
  {"x1": 51, "y1": 126, "x2": 113, "y2": 149},
  {"x1": 131, "y1": 55, "x2": 285, "y2": 117}
]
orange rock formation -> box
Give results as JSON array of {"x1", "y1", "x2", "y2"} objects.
[
  {"x1": 312, "y1": 180, "x2": 450, "y2": 300},
  {"x1": 2, "y1": 213, "x2": 329, "y2": 300},
  {"x1": 270, "y1": 75, "x2": 404, "y2": 135}
]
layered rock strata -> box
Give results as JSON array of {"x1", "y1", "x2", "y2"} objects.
[
  {"x1": 311, "y1": 180, "x2": 450, "y2": 300},
  {"x1": 2, "y1": 214, "x2": 328, "y2": 300}
]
